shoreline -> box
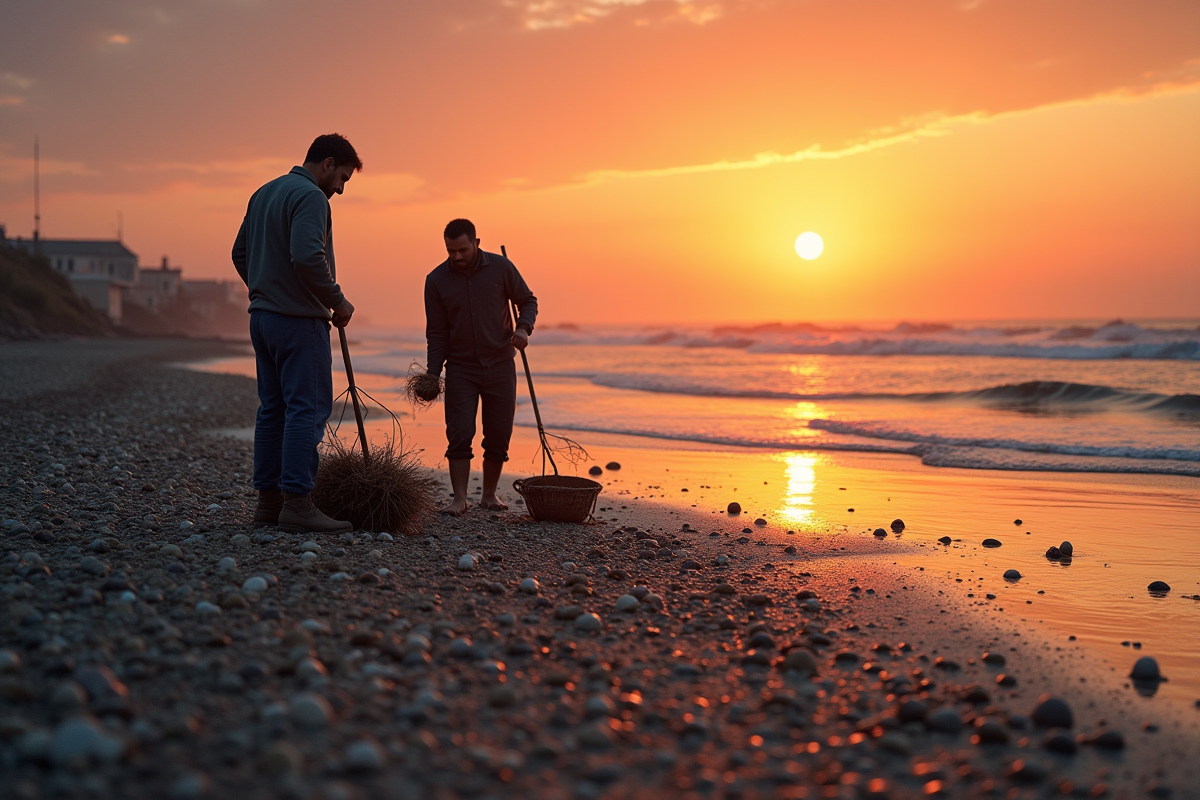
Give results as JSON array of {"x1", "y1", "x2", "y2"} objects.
[
  {"x1": 196, "y1": 348, "x2": 1200, "y2": 705},
  {"x1": 1, "y1": 338, "x2": 1197, "y2": 798}
]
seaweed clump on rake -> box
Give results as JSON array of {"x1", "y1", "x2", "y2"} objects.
[{"x1": 313, "y1": 435, "x2": 437, "y2": 535}]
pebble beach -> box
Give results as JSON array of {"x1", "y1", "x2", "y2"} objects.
[{"x1": 1, "y1": 339, "x2": 1197, "y2": 800}]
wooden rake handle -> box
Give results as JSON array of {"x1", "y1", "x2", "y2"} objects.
[
  {"x1": 501, "y1": 244, "x2": 557, "y2": 476},
  {"x1": 338, "y1": 325, "x2": 370, "y2": 462}
]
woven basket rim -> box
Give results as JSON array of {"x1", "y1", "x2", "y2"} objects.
[{"x1": 514, "y1": 476, "x2": 602, "y2": 492}]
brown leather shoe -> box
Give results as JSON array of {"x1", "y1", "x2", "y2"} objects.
[
  {"x1": 278, "y1": 492, "x2": 353, "y2": 534},
  {"x1": 253, "y1": 488, "x2": 284, "y2": 526}
]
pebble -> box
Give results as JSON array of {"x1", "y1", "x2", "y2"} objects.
[
  {"x1": 489, "y1": 685, "x2": 517, "y2": 707},
  {"x1": 51, "y1": 717, "x2": 123, "y2": 767},
  {"x1": 1084, "y1": 730, "x2": 1125, "y2": 750},
  {"x1": 168, "y1": 772, "x2": 210, "y2": 800},
  {"x1": 299, "y1": 541, "x2": 321, "y2": 553},
  {"x1": 982, "y1": 538, "x2": 1002, "y2": 548},
  {"x1": 1031, "y1": 696, "x2": 1073, "y2": 729},
  {"x1": 1003, "y1": 569, "x2": 1022, "y2": 580},
  {"x1": 898, "y1": 700, "x2": 928, "y2": 722},
  {"x1": 578, "y1": 723, "x2": 615, "y2": 749},
  {"x1": 194, "y1": 601, "x2": 221, "y2": 615},
  {"x1": 873, "y1": 528, "x2": 887, "y2": 537},
  {"x1": 343, "y1": 738, "x2": 386, "y2": 773},
  {"x1": 79, "y1": 556, "x2": 109, "y2": 576},
  {"x1": 890, "y1": 518, "x2": 905, "y2": 532},
  {"x1": 1044, "y1": 733, "x2": 1078, "y2": 754},
  {"x1": 727, "y1": 502, "x2": 741, "y2": 515},
  {"x1": 1147, "y1": 580, "x2": 1171, "y2": 594},
  {"x1": 973, "y1": 719, "x2": 1010, "y2": 744},
  {"x1": 457, "y1": 553, "x2": 477, "y2": 570},
  {"x1": 588, "y1": 466, "x2": 603, "y2": 476},
  {"x1": 937, "y1": 536, "x2": 952, "y2": 545},
  {"x1": 289, "y1": 693, "x2": 332, "y2": 728},
  {"x1": 1058, "y1": 540, "x2": 1073, "y2": 557},
  {"x1": 50, "y1": 682, "x2": 87, "y2": 711},
  {"x1": 1008, "y1": 759, "x2": 1048, "y2": 784},
  {"x1": 926, "y1": 708, "x2": 964, "y2": 733},
  {"x1": 615, "y1": 595, "x2": 640, "y2": 612},
  {"x1": 217, "y1": 557, "x2": 236, "y2": 572},
  {"x1": 1130, "y1": 656, "x2": 1162, "y2": 681},
  {"x1": 241, "y1": 576, "x2": 268, "y2": 593},
  {"x1": 605, "y1": 461, "x2": 621, "y2": 470},
  {"x1": 575, "y1": 612, "x2": 603, "y2": 632},
  {"x1": 159, "y1": 543, "x2": 183, "y2": 557},
  {"x1": 781, "y1": 649, "x2": 818, "y2": 676},
  {"x1": 0, "y1": 649, "x2": 20, "y2": 673}
]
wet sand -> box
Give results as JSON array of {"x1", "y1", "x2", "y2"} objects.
[{"x1": 1, "y1": 338, "x2": 1197, "y2": 799}]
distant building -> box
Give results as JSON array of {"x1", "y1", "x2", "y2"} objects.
[
  {"x1": 130, "y1": 256, "x2": 183, "y2": 310},
  {"x1": 181, "y1": 278, "x2": 247, "y2": 320},
  {"x1": 9, "y1": 238, "x2": 138, "y2": 323}
]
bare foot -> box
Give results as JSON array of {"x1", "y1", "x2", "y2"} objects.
[
  {"x1": 480, "y1": 496, "x2": 509, "y2": 512},
  {"x1": 440, "y1": 497, "x2": 469, "y2": 516}
]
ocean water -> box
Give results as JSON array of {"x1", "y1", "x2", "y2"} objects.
[{"x1": 350, "y1": 319, "x2": 1200, "y2": 477}]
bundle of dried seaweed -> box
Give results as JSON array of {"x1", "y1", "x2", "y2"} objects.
[{"x1": 312, "y1": 434, "x2": 437, "y2": 535}]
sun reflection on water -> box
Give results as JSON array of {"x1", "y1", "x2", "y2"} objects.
[{"x1": 776, "y1": 452, "x2": 818, "y2": 527}]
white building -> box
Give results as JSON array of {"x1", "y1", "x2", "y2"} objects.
[
  {"x1": 130, "y1": 256, "x2": 183, "y2": 311},
  {"x1": 11, "y1": 238, "x2": 138, "y2": 323}
]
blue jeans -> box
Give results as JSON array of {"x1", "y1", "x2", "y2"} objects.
[{"x1": 249, "y1": 311, "x2": 333, "y2": 495}]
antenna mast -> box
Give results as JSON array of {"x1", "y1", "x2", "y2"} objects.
[{"x1": 33, "y1": 136, "x2": 40, "y2": 255}]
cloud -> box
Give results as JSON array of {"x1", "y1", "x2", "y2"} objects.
[
  {"x1": 124, "y1": 158, "x2": 291, "y2": 177},
  {"x1": 2, "y1": 72, "x2": 33, "y2": 90},
  {"x1": 108, "y1": 33, "x2": 130, "y2": 45},
  {"x1": 563, "y1": 80, "x2": 1200, "y2": 188},
  {"x1": 0, "y1": 150, "x2": 98, "y2": 183},
  {"x1": 511, "y1": 0, "x2": 728, "y2": 30},
  {"x1": 578, "y1": 117, "x2": 962, "y2": 184},
  {"x1": 0, "y1": 97, "x2": 24, "y2": 107}
]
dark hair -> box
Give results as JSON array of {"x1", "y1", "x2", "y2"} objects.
[
  {"x1": 443, "y1": 219, "x2": 476, "y2": 241},
  {"x1": 304, "y1": 134, "x2": 363, "y2": 171}
]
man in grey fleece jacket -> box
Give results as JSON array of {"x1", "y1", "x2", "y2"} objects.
[{"x1": 232, "y1": 133, "x2": 359, "y2": 533}]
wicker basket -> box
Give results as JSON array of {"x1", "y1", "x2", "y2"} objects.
[{"x1": 512, "y1": 476, "x2": 602, "y2": 523}]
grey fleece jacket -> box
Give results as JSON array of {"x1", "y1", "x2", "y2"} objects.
[{"x1": 232, "y1": 166, "x2": 345, "y2": 319}]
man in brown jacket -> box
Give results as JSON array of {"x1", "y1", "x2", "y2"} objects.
[{"x1": 424, "y1": 219, "x2": 538, "y2": 514}]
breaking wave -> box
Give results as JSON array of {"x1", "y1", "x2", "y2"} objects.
[
  {"x1": 529, "y1": 319, "x2": 1200, "y2": 361},
  {"x1": 536, "y1": 374, "x2": 1200, "y2": 417}
]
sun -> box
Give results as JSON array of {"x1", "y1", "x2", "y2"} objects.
[{"x1": 794, "y1": 232, "x2": 824, "y2": 260}]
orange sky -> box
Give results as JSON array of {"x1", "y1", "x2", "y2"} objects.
[{"x1": 1, "y1": 1, "x2": 1198, "y2": 325}]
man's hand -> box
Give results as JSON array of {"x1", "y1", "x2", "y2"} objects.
[
  {"x1": 331, "y1": 298, "x2": 355, "y2": 328},
  {"x1": 511, "y1": 327, "x2": 529, "y2": 350}
]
